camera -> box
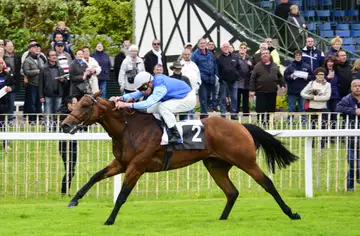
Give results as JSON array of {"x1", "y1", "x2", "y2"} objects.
[{"x1": 126, "y1": 69, "x2": 138, "y2": 84}]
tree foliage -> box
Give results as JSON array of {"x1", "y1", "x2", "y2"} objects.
[{"x1": 0, "y1": 0, "x2": 133, "y2": 55}]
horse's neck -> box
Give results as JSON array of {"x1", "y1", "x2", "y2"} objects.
[
  {"x1": 98, "y1": 115, "x2": 122, "y2": 139},
  {"x1": 99, "y1": 111, "x2": 158, "y2": 140}
]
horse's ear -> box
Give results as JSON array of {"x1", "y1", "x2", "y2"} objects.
[
  {"x1": 67, "y1": 103, "x2": 75, "y2": 112},
  {"x1": 94, "y1": 90, "x2": 102, "y2": 98}
]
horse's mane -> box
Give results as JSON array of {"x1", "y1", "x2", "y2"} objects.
[{"x1": 96, "y1": 97, "x2": 155, "y2": 120}]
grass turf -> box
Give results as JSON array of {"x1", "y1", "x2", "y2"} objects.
[{"x1": 1, "y1": 195, "x2": 360, "y2": 236}]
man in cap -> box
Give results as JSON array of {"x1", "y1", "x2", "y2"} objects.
[
  {"x1": 169, "y1": 61, "x2": 193, "y2": 121},
  {"x1": 169, "y1": 61, "x2": 191, "y2": 88},
  {"x1": 22, "y1": 41, "x2": 46, "y2": 121}
]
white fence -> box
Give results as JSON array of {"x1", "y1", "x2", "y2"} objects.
[
  {"x1": 1, "y1": 128, "x2": 358, "y2": 201},
  {"x1": 0, "y1": 113, "x2": 359, "y2": 200}
]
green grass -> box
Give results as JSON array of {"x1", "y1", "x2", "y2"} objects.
[{"x1": 1, "y1": 195, "x2": 360, "y2": 236}]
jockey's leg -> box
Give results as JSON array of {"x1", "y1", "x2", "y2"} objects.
[
  {"x1": 158, "y1": 103, "x2": 182, "y2": 143},
  {"x1": 158, "y1": 91, "x2": 196, "y2": 144}
]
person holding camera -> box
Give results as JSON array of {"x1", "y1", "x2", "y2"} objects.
[
  {"x1": 69, "y1": 49, "x2": 89, "y2": 100},
  {"x1": 82, "y1": 46, "x2": 101, "y2": 94},
  {"x1": 118, "y1": 44, "x2": 145, "y2": 94},
  {"x1": 301, "y1": 67, "x2": 331, "y2": 147}
]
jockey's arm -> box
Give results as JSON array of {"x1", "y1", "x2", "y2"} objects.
[
  {"x1": 122, "y1": 91, "x2": 143, "y2": 101},
  {"x1": 131, "y1": 85, "x2": 167, "y2": 110}
]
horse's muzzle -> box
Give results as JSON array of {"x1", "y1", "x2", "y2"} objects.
[
  {"x1": 61, "y1": 123, "x2": 84, "y2": 135},
  {"x1": 61, "y1": 123, "x2": 72, "y2": 134}
]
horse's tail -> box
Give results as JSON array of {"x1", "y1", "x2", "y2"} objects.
[{"x1": 243, "y1": 123, "x2": 299, "y2": 174}]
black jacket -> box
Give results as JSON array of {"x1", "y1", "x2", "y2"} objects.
[
  {"x1": 275, "y1": 3, "x2": 291, "y2": 20},
  {"x1": 170, "y1": 74, "x2": 192, "y2": 88},
  {"x1": 217, "y1": 52, "x2": 241, "y2": 83},
  {"x1": 114, "y1": 51, "x2": 126, "y2": 77},
  {"x1": 69, "y1": 60, "x2": 88, "y2": 97},
  {"x1": 336, "y1": 61, "x2": 353, "y2": 98},
  {"x1": 143, "y1": 50, "x2": 169, "y2": 75},
  {"x1": 0, "y1": 71, "x2": 15, "y2": 114},
  {"x1": 38, "y1": 63, "x2": 66, "y2": 99},
  {"x1": 4, "y1": 54, "x2": 21, "y2": 93}
]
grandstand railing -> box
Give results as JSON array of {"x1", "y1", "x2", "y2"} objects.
[
  {"x1": 202, "y1": 0, "x2": 360, "y2": 59},
  {"x1": 0, "y1": 113, "x2": 359, "y2": 200}
]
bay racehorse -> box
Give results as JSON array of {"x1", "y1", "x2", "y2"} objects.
[{"x1": 61, "y1": 91, "x2": 301, "y2": 225}]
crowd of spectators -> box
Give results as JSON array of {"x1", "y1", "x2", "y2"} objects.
[{"x1": 1, "y1": 13, "x2": 360, "y2": 190}]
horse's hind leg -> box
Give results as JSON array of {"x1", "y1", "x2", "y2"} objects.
[
  {"x1": 203, "y1": 158, "x2": 238, "y2": 220},
  {"x1": 68, "y1": 159, "x2": 124, "y2": 208},
  {"x1": 246, "y1": 165, "x2": 301, "y2": 220}
]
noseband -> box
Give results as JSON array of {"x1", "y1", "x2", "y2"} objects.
[{"x1": 68, "y1": 94, "x2": 99, "y2": 132}]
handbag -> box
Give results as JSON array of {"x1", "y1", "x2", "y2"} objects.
[
  {"x1": 304, "y1": 81, "x2": 314, "y2": 111},
  {"x1": 304, "y1": 99, "x2": 310, "y2": 110},
  {"x1": 77, "y1": 80, "x2": 90, "y2": 94}
]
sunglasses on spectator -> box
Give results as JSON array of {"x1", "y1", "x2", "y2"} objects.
[
  {"x1": 153, "y1": 43, "x2": 160, "y2": 45},
  {"x1": 240, "y1": 47, "x2": 247, "y2": 49}
]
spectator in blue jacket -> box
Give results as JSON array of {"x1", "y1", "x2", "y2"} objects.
[
  {"x1": 335, "y1": 79, "x2": 360, "y2": 191},
  {"x1": 302, "y1": 37, "x2": 325, "y2": 72},
  {"x1": 191, "y1": 38, "x2": 218, "y2": 118},
  {"x1": 284, "y1": 50, "x2": 312, "y2": 117},
  {"x1": 91, "y1": 42, "x2": 111, "y2": 98},
  {"x1": 324, "y1": 56, "x2": 341, "y2": 129}
]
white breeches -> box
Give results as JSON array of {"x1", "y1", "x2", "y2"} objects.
[{"x1": 146, "y1": 91, "x2": 196, "y2": 128}]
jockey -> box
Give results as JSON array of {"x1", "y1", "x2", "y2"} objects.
[{"x1": 111, "y1": 71, "x2": 196, "y2": 144}]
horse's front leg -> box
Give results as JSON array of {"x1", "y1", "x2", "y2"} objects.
[
  {"x1": 68, "y1": 159, "x2": 124, "y2": 207},
  {"x1": 104, "y1": 164, "x2": 143, "y2": 225}
]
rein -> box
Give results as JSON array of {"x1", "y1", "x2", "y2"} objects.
[
  {"x1": 121, "y1": 109, "x2": 136, "y2": 150},
  {"x1": 69, "y1": 94, "x2": 99, "y2": 132}
]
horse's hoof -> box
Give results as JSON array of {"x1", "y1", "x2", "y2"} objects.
[
  {"x1": 290, "y1": 213, "x2": 301, "y2": 220},
  {"x1": 67, "y1": 201, "x2": 78, "y2": 208},
  {"x1": 104, "y1": 220, "x2": 114, "y2": 225}
]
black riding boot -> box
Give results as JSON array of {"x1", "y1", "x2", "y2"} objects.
[{"x1": 168, "y1": 126, "x2": 183, "y2": 144}]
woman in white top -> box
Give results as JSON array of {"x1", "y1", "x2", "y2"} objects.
[
  {"x1": 118, "y1": 44, "x2": 145, "y2": 93},
  {"x1": 82, "y1": 46, "x2": 101, "y2": 93},
  {"x1": 301, "y1": 67, "x2": 331, "y2": 147},
  {"x1": 301, "y1": 67, "x2": 331, "y2": 111},
  {"x1": 180, "y1": 48, "x2": 201, "y2": 92}
]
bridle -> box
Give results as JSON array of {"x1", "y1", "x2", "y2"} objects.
[{"x1": 67, "y1": 94, "x2": 100, "y2": 133}]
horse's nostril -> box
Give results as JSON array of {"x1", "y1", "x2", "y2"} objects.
[{"x1": 61, "y1": 124, "x2": 71, "y2": 133}]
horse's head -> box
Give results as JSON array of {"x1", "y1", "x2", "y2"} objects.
[{"x1": 61, "y1": 91, "x2": 104, "y2": 134}]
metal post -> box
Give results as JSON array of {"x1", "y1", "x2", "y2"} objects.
[
  {"x1": 113, "y1": 174, "x2": 122, "y2": 204},
  {"x1": 304, "y1": 137, "x2": 313, "y2": 197}
]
